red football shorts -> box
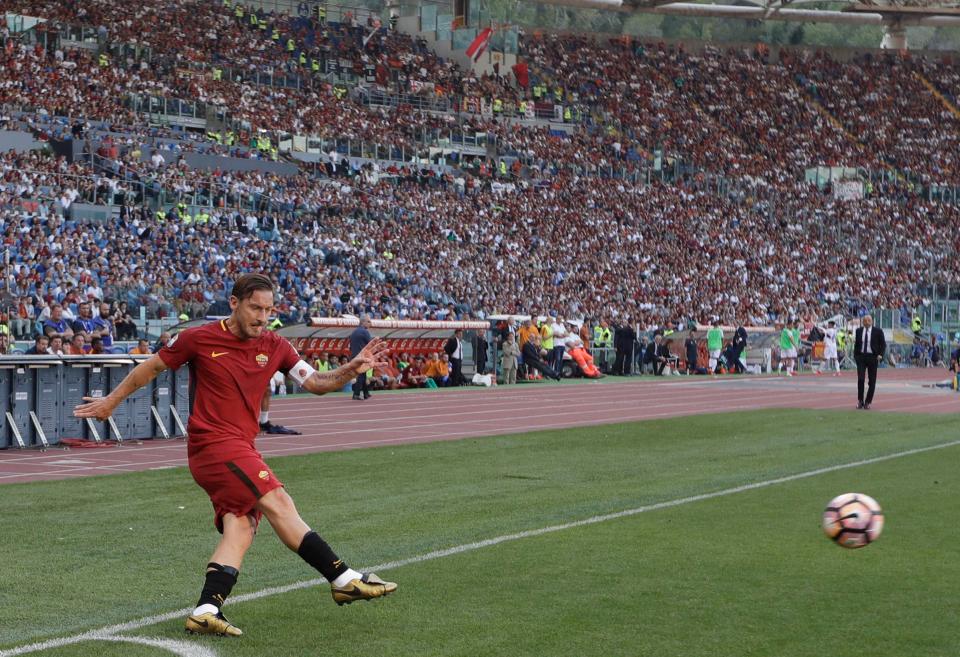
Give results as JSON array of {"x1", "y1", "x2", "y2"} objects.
[{"x1": 189, "y1": 453, "x2": 284, "y2": 533}]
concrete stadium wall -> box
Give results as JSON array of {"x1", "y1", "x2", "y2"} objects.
[{"x1": 0, "y1": 130, "x2": 46, "y2": 153}]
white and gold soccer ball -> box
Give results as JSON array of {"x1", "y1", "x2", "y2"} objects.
[{"x1": 822, "y1": 493, "x2": 884, "y2": 549}]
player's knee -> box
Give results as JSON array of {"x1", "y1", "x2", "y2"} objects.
[{"x1": 259, "y1": 487, "x2": 299, "y2": 520}]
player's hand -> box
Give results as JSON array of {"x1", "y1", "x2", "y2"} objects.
[
  {"x1": 74, "y1": 396, "x2": 118, "y2": 422},
  {"x1": 352, "y1": 337, "x2": 390, "y2": 374}
]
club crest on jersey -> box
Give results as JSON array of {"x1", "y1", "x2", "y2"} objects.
[{"x1": 255, "y1": 353, "x2": 269, "y2": 367}]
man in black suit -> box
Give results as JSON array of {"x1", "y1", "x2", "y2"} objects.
[
  {"x1": 645, "y1": 334, "x2": 670, "y2": 376},
  {"x1": 521, "y1": 335, "x2": 561, "y2": 381},
  {"x1": 854, "y1": 315, "x2": 886, "y2": 409},
  {"x1": 612, "y1": 319, "x2": 636, "y2": 375},
  {"x1": 350, "y1": 315, "x2": 373, "y2": 400},
  {"x1": 444, "y1": 328, "x2": 465, "y2": 386}
]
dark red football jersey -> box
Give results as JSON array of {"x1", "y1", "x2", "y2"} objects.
[{"x1": 158, "y1": 320, "x2": 300, "y2": 458}]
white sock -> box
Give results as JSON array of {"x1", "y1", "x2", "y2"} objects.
[
  {"x1": 259, "y1": 411, "x2": 269, "y2": 423},
  {"x1": 332, "y1": 568, "x2": 363, "y2": 587},
  {"x1": 193, "y1": 603, "x2": 219, "y2": 616},
  {"x1": 835, "y1": 361, "x2": 840, "y2": 372}
]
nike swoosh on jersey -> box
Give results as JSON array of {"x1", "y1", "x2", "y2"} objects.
[{"x1": 211, "y1": 351, "x2": 229, "y2": 358}]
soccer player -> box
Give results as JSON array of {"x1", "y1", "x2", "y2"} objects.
[
  {"x1": 74, "y1": 274, "x2": 397, "y2": 637},
  {"x1": 822, "y1": 320, "x2": 840, "y2": 376}
]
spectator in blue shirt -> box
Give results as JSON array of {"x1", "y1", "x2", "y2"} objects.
[
  {"x1": 92, "y1": 302, "x2": 115, "y2": 349},
  {"x1": 43, "y1": 304, "x2": 74, "y2": 340}
]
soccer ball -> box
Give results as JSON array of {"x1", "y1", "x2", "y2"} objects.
[{"x1": 822, "y1": 493, "x2": 884, "y2": 549}]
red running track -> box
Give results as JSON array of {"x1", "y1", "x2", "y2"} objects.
[{"x1": 0, "y1": 369, "x2": 955, "y2": 484}]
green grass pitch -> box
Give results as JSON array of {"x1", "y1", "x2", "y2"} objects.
[{"x1": 1, "y1": 408, "x2": 958, "y2": 656}]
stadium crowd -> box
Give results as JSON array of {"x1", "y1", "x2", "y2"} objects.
[
  {"x1": 1, "y1": 0, "x2": 960, "y2": 354},
  {"x1": 2, "y1": 0, "x2": 959, "y2": 183}
]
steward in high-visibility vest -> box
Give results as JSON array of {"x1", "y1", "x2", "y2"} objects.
[
  {"x1": 272, "y1": 28, "x2": 281, "y2": 41},
  {"x1": 912, "y1": 315, "x2": 922, "y2": 334},
  {"x1": 563, "y1": 106, "x2": 571, "y2": 122},
  {"x1": 311, "y1": 58, "x2": 320, "y2": 73},
  {"x1": 249, "y1": 12, "x2": 258, "y2": 26},
  {"x1": 212, "y1": 67, "x2": 222, "y2": 81},
  {"x1": 258, "y1": 17, "x2": 268, "y2": 30},
  {"x1": 593, "y1": 323, "x2": 611, "y2": 348},
  {"x1": 98, "y1": 53, "x2": 109, "y2": 67},
  {"x1": 235, "y1": 5, "x2": 244, "y2": 19},
  {"x1": 316, "y1": 4, "x2": 326, "y2": 22},
  {"x1": 499, "y1": 160, "x2": 507, "y2": 176},
  {"x1": 222, "y1": 0, "x2": 231, "y2": 8},
  {"x1": 287, "y1": 38, "x2": 296, "y2": 52},
  {"x1": 519, "y1": 100, "x2": 527, "y2": 115},
  {"x1": 298, "y1": 51, "x2": 307, "y2": 66},
  {"x1": 492, "y1": 98, "x2": 503, "y2": 114},
  {"x1": 540, "y1": 321, "x2": 554, "y2": 351}
]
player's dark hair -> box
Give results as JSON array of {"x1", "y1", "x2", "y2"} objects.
[{"x1": 230, "y1": 273, "x2": 274, "y2": 301}]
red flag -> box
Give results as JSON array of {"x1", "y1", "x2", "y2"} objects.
[
  {"x1": 465, "y1": 27, "x2": 492, "y2": 60},
  {"x1": 512, "y1": 62, "x2": 528, "y2": 88}
]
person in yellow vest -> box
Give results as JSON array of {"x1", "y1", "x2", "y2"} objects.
[
  {"x1": 912, "y1": 314, "x2": 922, "y2": 336},
  {"x1": 258, "y1": 17, "x2": 267, "y2": 30},
  {"x1": 222, "y1": 0, "x2": 231, "y2": 8},
  {"x1": 311, "y1": 58, "x2": 320, "y2": 73},
  {"x1": 298, "y1": 51, "x2": 307, "y2": 66},
  {"x1": 156, "y1": 209, "x2": 166, "y2": 222},
  {"x1": 272, "y1": 28, "x2": 280, "y2": 41},
  {"x1": 224, "y1": 131, "x2": 235, "y2": 146},
  {"x1": 182, "y1": 212, "x2": 194, "y2": 226},
  {"x1": 554, "y1": 87, "x2": 562, "y2": 103},
  {"x1": 314, "y1": 352, "x2": 331, "y2": 372},
  {"x1": 98, "y1": 53, "x2": 109, "y2": 67},
  {"x1": 235, "y1": 4, "x2": 244, "y2": 20},
  {"x1": 212, "y1": 67, "x2": 222, "y2": 81},
  {"x1": 519, "y1": 100, "x2": 527, "y2": 116},
  {"x1": 492, "y1": 98, "x2": 502, "y2": 115},
  {"x1": 498, "y1": 160, "x2": 507, "y2": 177},
  {"x1": 563, "y1": 106, "x2": 571, "y2": 122},
  {"x1": 593, "y1": 319, "x2": 611, "y2": 348},
  {"x1": 287, "y1": 38, "x2": 296, "y2": 52},
  {"x1": 249, "y1": 12, "x2": 258, "y2": 27},
  {"x1": 316, "y1": 4, "x2": 326, "y2": 23},
  {"x1": 540, "y1": 318, "x2": 554, "y2": 354},
  {"x1": 269, "y1": 146, "x2": 278, "y2": 161}
]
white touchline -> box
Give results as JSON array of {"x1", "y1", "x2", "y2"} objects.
[{"x1": 3, "y1": 436, "x2": 958, "y2": 657}]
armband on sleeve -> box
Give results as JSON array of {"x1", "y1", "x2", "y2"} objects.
[{"x1": 287, "y1": 359, "x2": 317, "y2": 385}]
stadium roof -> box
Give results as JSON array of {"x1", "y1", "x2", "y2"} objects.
[{"x1": 536, "y1": 0, "x2": 960, "y2": 45}]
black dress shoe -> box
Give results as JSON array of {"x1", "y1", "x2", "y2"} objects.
[{"x1": 857, "y1": 401, "x2": 864, "y2": 409}]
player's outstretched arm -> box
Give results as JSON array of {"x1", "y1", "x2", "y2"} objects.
[
  {"x1": 74, "y1": 355, "x2": 169, "y2": 421},
  {"x1": 301, "y1": 337, "x2": 391, "y2": 395}
]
